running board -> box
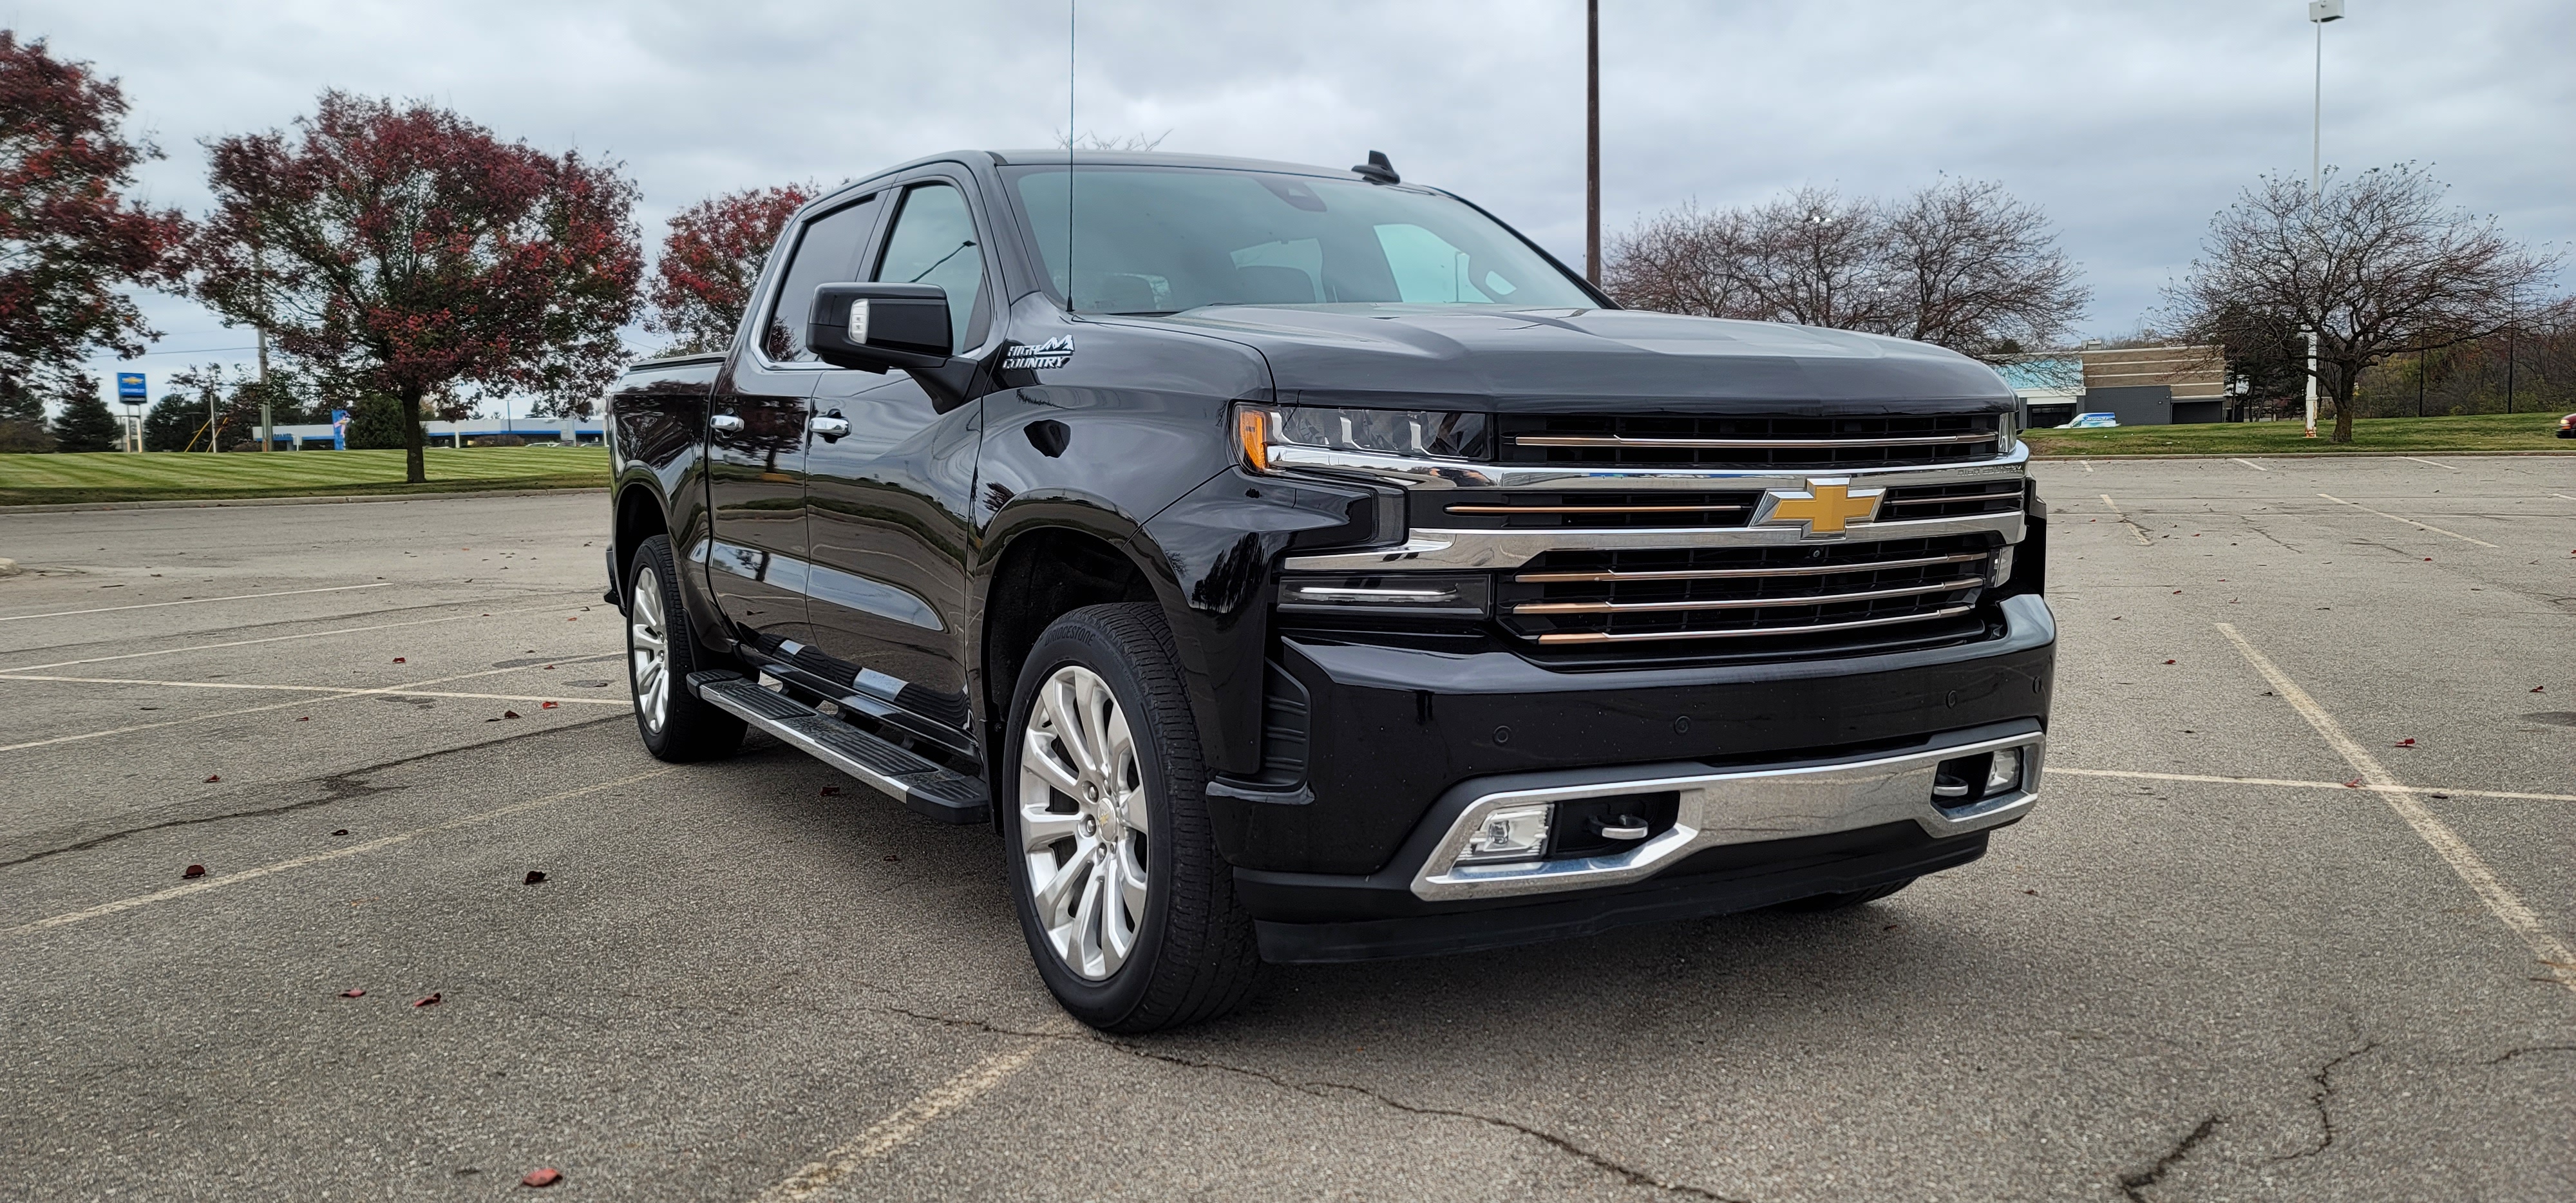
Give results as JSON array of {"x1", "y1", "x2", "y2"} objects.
[{"x1": 689, "y1": 670, "x2": 989, "y2": 824}]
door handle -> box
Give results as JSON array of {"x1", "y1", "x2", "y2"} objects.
[
  {"x1": 809, "y1": 417, "x2": 851, "y2": 438},
  {"x1": 710, "y1": 413, "x2": 744, "y2": 433}
]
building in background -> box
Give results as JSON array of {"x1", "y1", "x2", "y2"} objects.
[{"x1": 1998, "y1": 345, "x2": 2228, "y2": 428}]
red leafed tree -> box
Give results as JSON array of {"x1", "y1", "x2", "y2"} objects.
[
  {"x1": 0, "y1": 33, "x2": 188, "y2": 432},
  {"x1": 191, "y1": 91, "x2": 642, "y2": 482},
  {"x1": 645, "y1": 184, "x2": 814, "y2": 355}
]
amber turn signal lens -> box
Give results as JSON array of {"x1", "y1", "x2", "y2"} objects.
[{"x1": 1236, "y1": 407, "x2": 1270, "y2": 473}]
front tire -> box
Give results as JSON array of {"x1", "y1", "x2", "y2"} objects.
[
  {"x1": 1002, "y1": 603, "x2": 1260, "y2": 1032},
  {"x1": 625, "y1": 534, "x2": 744, "y2": 762}
]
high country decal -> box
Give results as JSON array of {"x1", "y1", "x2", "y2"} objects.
[{"x1": 1001, "y1": 335, "x2": 1075, "y2": 371}]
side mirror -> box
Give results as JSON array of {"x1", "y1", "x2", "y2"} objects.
[{"x1": 807, "y1": 283, "x2": 952, "y2": 374}]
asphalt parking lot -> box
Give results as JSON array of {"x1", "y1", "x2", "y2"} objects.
[{"x1": 3, "y1": 455, "x2": 2571, "y2": 1202}]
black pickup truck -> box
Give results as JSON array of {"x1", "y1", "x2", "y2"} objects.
[{"x1": 603, "y1": 149, "x2": 2053, "y2": 1032}]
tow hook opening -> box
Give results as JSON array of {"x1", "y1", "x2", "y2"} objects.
[
  {"x1": 1549, "y1": 791, "x2": 1681, "y2": 859},
  {"x1": 1932, "y1": 747, "x2": 2023, "y2": 808}
]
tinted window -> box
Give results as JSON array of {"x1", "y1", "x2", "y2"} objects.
[
  {"x1": 873, "y1": 183, "x2": 985, "y2": 354},
  {"x1": 1008, "y1": 166, "x2": 1592, "y2": 314},
  {"x1": 764, "y1": 194, "x2": 881, "y2": 361}
]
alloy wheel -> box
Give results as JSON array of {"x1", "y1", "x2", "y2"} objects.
[
  {"x1": 629, "y1": 565, "x2": 670, "y2": 734},
  {"x1": 1018, "y1": 663, "x2": 1151, "y2": 980}
]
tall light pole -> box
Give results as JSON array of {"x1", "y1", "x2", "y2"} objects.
[
  {"x1": 2302, "y1": 1, "x2": 2342, "y2": 438},
  {"x1": 1585, "y1": 0, "x2": 1600, "y2": 287}
]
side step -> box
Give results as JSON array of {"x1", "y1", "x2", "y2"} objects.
[{"x1": 690, "y1": 670, "x2": 989, "y2": 824}]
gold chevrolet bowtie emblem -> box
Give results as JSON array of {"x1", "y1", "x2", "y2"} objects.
[{"x1": 1756, "y1": 480, "x2": 1884, "y2": 537}]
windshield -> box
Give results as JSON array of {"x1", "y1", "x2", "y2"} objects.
[{"x1": 1007, "y1": 165, "x2": 1595, "y2": 314}]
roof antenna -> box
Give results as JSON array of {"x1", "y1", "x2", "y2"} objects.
[
  {"x1": 1066, "y1": 0, "x2": 1077, "y2": 312},
  {"x1": 1352, "y1": 150, "x2": 1399, "y2": 185}
]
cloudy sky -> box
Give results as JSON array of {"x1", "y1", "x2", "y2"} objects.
[{"x1": 19, "y1": 0, "x2": 2572, "y2": 406}]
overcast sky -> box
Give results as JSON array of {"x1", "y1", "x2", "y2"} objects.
[{"x1": 17, "y1": 0, "x2": 2572, "y2": 408}]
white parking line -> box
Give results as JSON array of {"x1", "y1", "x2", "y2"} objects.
[
  {"x1": 2096, "y1": 493, "x2": 2154, "y2": 545},
  {"x1": 757, "y1": 1045, "x2": 1043, "y2": 1201},
  {"x1": 4, "y1": 769, "x2": 673, "y2": 938},
  {"x1": 2314, "y1": 493, "x2": 2497, "y2": 548},
  {"x1": 2051, "y1": 766, "x2": 2576, "y2": 804},
  {"x1": 2079, "y1": 460, "x2": 2094, "y2": 473},
  {"x1": 0, "y1": 583, "x2": 393, "y2": 623},
  {"x1": 2216, "y1": 622, "x2": 2576, "y2": 994},
  {"x1": 0, "y1": 671, "x2": 628, "y2": 706},
  {"x1": 2400, "y1": 457, "x2": 2460, "y2": 471},
  {"x1": 2230, "y1": 458, "x2": 2269, "y2": 472},
  {"x1": 0, "y1": 601, "x2": 583, "y2": 674},
  {"x1": 0, "y1": 663, "x2": 629, "y2": 753}
]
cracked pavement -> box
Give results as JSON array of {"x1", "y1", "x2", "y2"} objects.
[{"x1": 3, "y1": 460, "x2": 2573, "y2": 1200}]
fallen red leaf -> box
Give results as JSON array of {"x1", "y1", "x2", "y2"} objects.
[
  {"x1": 524, "y1": 871, "x2": 547, "y2": 886},
  {"x1": 2343, "y1": 779, "x2": 2363, "y2": 789},
  {"x1": 2423, "y1": 558, "x2": 2432, "y2": 562},
  {"x1": 204, "y1": 774, "x2": 220, "y2": 782},
  {"x1": 332, "y1": 829, "x2": 349, "y2": 836},
  {"x1": 2393, "y1": 737, "x2": 2416, "y2": 747},
  {"x1": 182, "y1": 864, "x2": 205, "y2": 878},
  {"x1": 819, "y1": 786, "x2": 841, "y2": 796},
  {"x1": 2172, "y1": 590, "x2": 2182, "y2": 594},
  {"x1": 392, "y1": 657, "x2": 406, "y2": 663},
  {"x1": 296, "y1": 716, "x2": 310, "y2": 722},
  {"x1": 502, "y1": 710, "x2": 520, "y2": 719},
  {"x1": 522, "y1": 1168, "x2": 561, "y2": 1188},
  {"x1": 540, "y1": 701, "x2": 558, "y2": 710},
  {"x1": 339, "y1": 989, "x2": 366, "y2": 998},
  {"x1": 414, "y1": 993, "x2": 441, "y2": 1007},
  {"x1": 2534, "y1": 686, "x2": 2548, "y2": 693},
  {"x1": 2163, "y1": 659, "x2": 2177, "y2": 665}
]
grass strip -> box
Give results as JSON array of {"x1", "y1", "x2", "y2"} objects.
[
  {"x1": 0, "y1": 447, "x2": 609, "y2": 505},
  {"x1": 2023, "y1": 411, "x2": 2572, "y2": 457}
]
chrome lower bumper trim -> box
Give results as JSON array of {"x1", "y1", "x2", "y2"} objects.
[{"x1": 1410, "y1": 730, "x2": 2045, "y2": 901}]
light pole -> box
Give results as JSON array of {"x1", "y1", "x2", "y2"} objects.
[
  {"x1": 1585, "y1": 0, "x2": 1600, "y2": 287},
  {"x1": 2309, "y1": 0, "x2": 2341, "y2": 196}
]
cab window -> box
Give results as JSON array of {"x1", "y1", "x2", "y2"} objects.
[
  {"x1": 762, "y1": 194, "x2": 881, "y2": 362},
  {"x1": 873, "y1": 182, "x2": 986, "y2": 354}
]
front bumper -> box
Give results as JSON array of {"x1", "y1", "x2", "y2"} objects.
[{"x1": 1208, "y1": 592, "x2": 2056, "y2": 961}]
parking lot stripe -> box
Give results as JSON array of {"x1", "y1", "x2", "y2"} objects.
[
  {"x1": 2216, "y1": 622, "x2": 2576, "y2": 994},
  {"x1": 2313, "y1": 493, "x2": 2498, "y2": 547},
  {"x1": 2400, "y1": 457, "x2": 2460, "y2": 471},
  {"x1": 2096, "y1": 493, "x2": 2154, "y2": 545},
  {"x1": 0, "y1": 672, "x2": 627, "y2": 707},
  {"x1": 0, "y1": 600, "x2": 582, "y2": 674},
  {"x1": 756, "y1": 1044, "x2": 1042, "y2": 1201},
  {"x1": 0, "y1": 662, "x2": 632, "y2": 753},
  {"x1": 3, "y1": 768, "x2": 674, "y2": 938},
  {"x1": 2051, "y1": 766, "x2": 2576, "y2": 804},
  {"x1": 2230, "y1": 458, "x2": 2269, "y2": 471},
  {"x1": 0, "y1": 582, "x2": 393, "y2": 623}
]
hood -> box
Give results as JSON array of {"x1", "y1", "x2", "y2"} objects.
[{"x1": 1148, "y1": 305, "x2": 2014, "y2": 416}]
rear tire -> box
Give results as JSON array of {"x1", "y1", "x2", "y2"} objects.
[
  {"x1": 626, "y1": 534, "x2": 744, "y2": 762},
  {"x1": 1002, "y1": 603, "x2": 1260, "y2": 1032},
  {"x1": 1774, "y1": 878, "x2": 1916, "y2": 912}
]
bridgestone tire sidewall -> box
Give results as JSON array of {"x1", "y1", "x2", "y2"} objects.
[
  {"x1": 627, "y1": 534, "x2": 743, "y2": 762},
  {"x1": 1001, "y1": 605, "x2": 1230, "y2": 1030}
]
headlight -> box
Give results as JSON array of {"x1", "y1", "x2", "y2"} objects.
[
  {"x1": 1996, "y1": 411, "x2": 2019, "y2": 453},
  {"x1": 1236, "y1": 404, "x2": 1488, "y2": 473}
]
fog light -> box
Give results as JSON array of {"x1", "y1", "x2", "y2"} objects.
[
  {"x1": 1984, "y1": 747, "x2": 2023, "y2": 795},
  {"x1": 1987, "y1": 545, "x2": 2016, "y2": 587},
  {"x1": 1458, "y1": 802, "x2": 1552, "y2": 864}
]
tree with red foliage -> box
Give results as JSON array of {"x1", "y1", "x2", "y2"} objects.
[
  {"x1": 646, "y1": 184, "x2": 814, "y2": 355},
  {"x1": 0, "y1": 33, "x2": 188, "y2": 438},
  {"x1": 191, "y1": 91, "x2": 641, "y2": 482}
]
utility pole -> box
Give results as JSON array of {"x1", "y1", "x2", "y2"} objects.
[
  {"x1": 254, "y1": 238, "x2": 273, "y2": 451},
  {"x1": 1585, "y1": 0, "x2": 1600, "y2": 287},
  {"x1": 2505, "y1": 284, "x2": 2517, "y2": 413},
  {"x1": 2302, "y1": 2, "x2": 2341, "y2": 439}
]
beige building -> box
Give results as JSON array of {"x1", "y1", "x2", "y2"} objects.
[{"x1": 2079, "y1": 345, "x2": 2228, "y2": 425}]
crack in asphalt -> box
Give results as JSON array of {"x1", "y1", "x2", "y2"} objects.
[
  {"x1": 2485, "y1": 1045, "x2": 2576, "y2": 1066},
  {"x1": 2118, "y1": 1115, "x2": 2221, "y2": 1203},
  {"x1": 846, "y1": 998, "x2": 1747, "y2": 1201},
  {"x1": 0, "y1": 714, "x2": 623, "y2": 871},
  {"x1": 2271, "y1": 1040, "x2": 2378, "y2": 1163}
]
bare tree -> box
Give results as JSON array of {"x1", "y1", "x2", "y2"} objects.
[
  {"x1": 2162, "y1": 163, "x2": 2554, "y2": 442},
  {"x1": 1882, "y1": 178, "x2": 2088, "y2": 357},
  {"x1": 1601, "y1": 202, "x2": 1752, "y2": 317},
  {"x1": 1603, "y1": 180, "x2": 2085, "y2": 363}
]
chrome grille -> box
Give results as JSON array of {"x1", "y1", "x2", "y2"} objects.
[
  {"x1": 1418, "y1": 491, "x2": 1761, "y2": 530},
  {"x1": 1497, "y1": 536, "x2": 1993, "y2": 645},
  {"x1": 1499, "y1": 413, "x2": 2002, "y2": 470},
  {"x1": 1880, "y1": 478, "x2": 2026, "y2": 519}
]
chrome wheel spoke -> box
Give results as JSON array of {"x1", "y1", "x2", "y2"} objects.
[
  {"x1": 629, "y1": 566, "x2": 670, "y2": 732},
  {"x1": 1018, "y1": 807, "x2": 1084, "y2": 854},
  {"x1": 1071, "y1": 859, "x2": 1108, "y2": 974},
  {"x1": 1032, "y1": 839, "x2": 1099, "y2": 919},
  {"x1": 1020, "y1": 726, "x2": 1086, "y2": 801}
]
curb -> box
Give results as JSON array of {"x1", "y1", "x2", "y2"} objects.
[{"x1": 0, "y1": 486, "x2": 603, "y2": 515}]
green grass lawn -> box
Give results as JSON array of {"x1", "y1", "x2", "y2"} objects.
[
  {"x1": 2022, "y1": 410, "x2": 2573, "y2": 457},
  {"x1": 0, "y1": 447, "x2": 609, "y2": 506}
]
